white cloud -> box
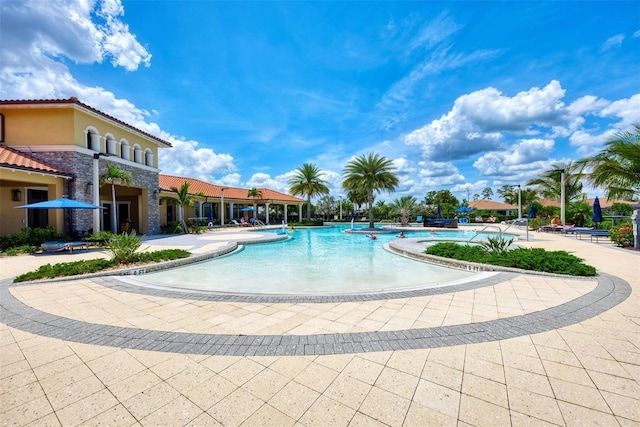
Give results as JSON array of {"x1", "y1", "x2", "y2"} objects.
[
  {"x1": 566, "y1": 94, "x2": 640, "y2": 156},
  {"x1": 158, "y1": 139, "x2": 236, "y2": 181},
  {"x1": 599, "y1": 93, "x2": 640, "y2": 129},
  {"x1": 601, "y1": 34, "x2": 625, "y2": 52},
  {"x1": 413, "y1": 161, "x2": 465, "y2": 189},
  {"x1": 1, "y1": 0, "x2": 150, "y2": 72},
  {"x1": 404, "y1": 80, "x2": 567, "y2": 162},
  {"x1": 566, "y1": 95, "x2": 609, "y2": 116},
  {"x1": 473, "y1": 138, "x2": 555, "y2": 177}
]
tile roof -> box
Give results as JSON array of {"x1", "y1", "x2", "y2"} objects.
[
  {"x1": 0, "y1": 145, "x2": 73, "y2": 177},
  {"x1": 0, "y1": 98, "x2": 172, "y2": 147},
  {"x1": 539, "y1": 198, "x2": 635, "y2": 209},
  {"x1": 159, "y1": 174, "x2": 305, "y2": 203},
  {"x1": 468, "y1": 200, "x2": 518, "y2": 210}
]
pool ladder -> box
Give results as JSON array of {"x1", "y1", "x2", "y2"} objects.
[
  {"x1": 467, "y1": 221, "x2": 527, "y2": 243},
  {"x1": 467, "y1": 225, "x2": 504, "y2": 243}
]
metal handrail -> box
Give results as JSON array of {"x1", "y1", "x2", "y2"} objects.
[{"x1": 467, "y1": 225, "x2": 503, "y2": 243}]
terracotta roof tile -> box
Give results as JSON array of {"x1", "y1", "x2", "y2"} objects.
[
  {"x1": 159, "y1": 174, "x2": 304, "y2": 203},
  {"x1": 0, "y1": 97, "x2": 172, "y2": 147},
  {"x1": 0, "y1": 145, "x2": 73, "y2": 177}
]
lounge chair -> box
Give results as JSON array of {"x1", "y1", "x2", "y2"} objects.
[
  {"x1": 41, "y1": 241, "x2": 89, "y2": 253},
  {"x1": 574, "y1": 229, "x2": 610, "y2": 242}
]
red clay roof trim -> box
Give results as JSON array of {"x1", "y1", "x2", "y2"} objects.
[
  {"x1": 0, "y1": 145, "x2": 73, "y2": 177},
  {"x1": 0, "y1": 98, "x2": 172, "y2": 148},
  {"x1": 159, "y1": 174, "x2": 305, "y2": 203}
]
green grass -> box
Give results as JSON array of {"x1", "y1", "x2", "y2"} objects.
[
  {"x1": 14, "y1": 249, "x2": 191, "y2": 283},
  {"x1": 425, "y1": 242, "x2": 596, "y2": 276}
]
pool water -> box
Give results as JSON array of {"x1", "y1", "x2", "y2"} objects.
[{"x1": 132, "y1": 226, "x2": 483, "y2": 295}]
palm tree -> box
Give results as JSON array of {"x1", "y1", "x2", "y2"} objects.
[
  {"x1": 288, "y1": 163, "x2": 330, "y2": 221},
  {"x1": 342, "y1": 152, "x2": 399, "y2": 229},
  {"x1": 170, "y1": 181, "x2": 203, "y2": 233},
  {"x1": 246, "y1": 187, "x2": 263, "y2": 218},
  {"x1": 578, "y1": 125, "x2": 640, "y2": 200},
  {"x1": 100, "y1": 163, "x2": 132, "y2": 234},
  {"x1": 526, "y1": 161, "x2": 585, "y2": 204},
  {"x1": 391, "y1": 196, "x2": 417, "y2": 226},
  {"x1": 347, "y1": 188, "x2": 368, "y2": 215}
]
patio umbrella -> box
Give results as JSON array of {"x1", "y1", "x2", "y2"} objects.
[
  {"x1": 436, "y1": 203, "x2": 442, "y2": 219},
  {"x1": 592, "y1": 196, "x2": 603, "y2": 227},
  {"x1": 239, "y1": 206, "x2": 255, "y2": 212},
  {"x1": 15, "y1": 196, "x2": 103, "y2": 210},
  {"x1": 527, "y1": 203, "x2": 536, "y2": 218},
  {"x1": 15, "y1": 196, "x2": 103, "y2": 235}
]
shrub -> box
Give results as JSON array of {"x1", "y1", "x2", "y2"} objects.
[
  {"x1": 85, "y1": 231, "x2": 115, "y2": 247},
  {"x1": 13, "y1": 249, "x2": 191, "y2": 282},
  {"x1": 0, "y1": 226, "x2": 56, "y2": 251},
  {"x1": 14, "y1": 259, "x2": 116, "y2": 282},
  {"x1": 479, "y1": 236, "x2": 514, "y2": 254},
  {"x1": 609, "y1": 224, "x2": 634, "y2": 247},
  {"x1": 138, "y1": 249, "x2": 190, "y2": 262},
  {"x1": 426, "y1": 242, "x2": 596, "y2": 276},
  {"x1": 107, "y1": 230, "x2": 144, "y2": 264},
  {"x1": 161, "y1": 221, "x2": 183, "y2": 234}
]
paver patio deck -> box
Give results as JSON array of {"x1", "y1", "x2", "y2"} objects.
[{"x1": 1, "y1": 225, "x2": 638, "y2": 426}]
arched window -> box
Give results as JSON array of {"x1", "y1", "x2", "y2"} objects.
[
  {"x1": 85, "y1": 127, "x2": 101, "y2": 152},
  {"x1": 144, "y1": 149, "x2": 154, "y2": 167},
  {"x1": 120, "y1": 139, "x2": 130, "y2": 160},
  {"x1": 105, "y1": 134, "x2": 117, "y2": 155},
  {"x1": 133, "y1": 144, "x2": 143, "y2": 164}
]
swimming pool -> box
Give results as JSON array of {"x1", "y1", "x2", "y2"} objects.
[{"x1": 131, "y1": 226, "x2": 489, "y2": 295}]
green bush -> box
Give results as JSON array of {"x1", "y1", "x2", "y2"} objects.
[
  {"x1": 479, "y1": 236, "x2": 514, "y2": 254},
  {"x1": 425, "y1": 242, "x2": 596, "y2": 276},
  {"x1": 14, "y1": 259, "x2": 116, "y2": 282},
  {"x1": 107, "y1": 230, "x2": 144, "y2": 264},
  {"x1": 13, "y1": 249, "x2": 191, "y2": 282},
  {"x1": 138, "y1": 249, "x2": 190, "y2": 262},
  {"x1": 0, "y1": 226, "x2": 56, "y2": 251},
  {"x1": 85, "y1": 231, "x2": 115, "y2": 247},
  {"x1": 161, "y1": 221, "x2": 183, "y2": 234},
  {"x1": 289, "y1": 220, "x2": 325, "y2": 226}
]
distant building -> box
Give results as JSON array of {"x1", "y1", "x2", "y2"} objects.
[
  {"x1": 159, "y1": 175, "x2": 305, "y2": 226},
  {"x1": 468, "y1": 200, "x2": 518, "y2": 216}
]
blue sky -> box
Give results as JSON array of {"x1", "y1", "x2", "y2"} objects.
[{"x1": 2, "y1": 0, "x2": 639, "y2": 202}]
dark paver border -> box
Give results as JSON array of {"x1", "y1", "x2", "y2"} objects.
[{"x1": 0, "y1": 272, "x2": 630, "y2": 356}]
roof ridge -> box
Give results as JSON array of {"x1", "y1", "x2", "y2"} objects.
[{"x1": 0, "y1": 97, "x2": 172, "y2": 148}]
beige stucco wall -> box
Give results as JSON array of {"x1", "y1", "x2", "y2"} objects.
[
  {"x1": 0, "y1": 107, "x2": 75, "y2": 147},
  {"x1": 0, "y1": 170, "x2": 67, "y2": 235}
]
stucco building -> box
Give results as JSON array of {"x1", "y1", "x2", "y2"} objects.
[{"x1": 0, "y1": 98, "x2": 171, "y2": 236}]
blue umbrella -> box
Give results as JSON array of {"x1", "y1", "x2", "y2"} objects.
[
  {"x1": 15, "y1": 196, "x2": 103, "y2": 210},
  {"x1": 527, "y1": 203, "x2": 536, "y2": 218},
  {"x1": 455, "y1": 206, "x2": 473, "y2": 213},
  {"x1": 592, "y1": 197, "x2": 603, "y2": 224},
  {"x1": 239, "y1": 206, "x2": 255, "y2": 212},
  {"x1": 436, "y1": 203, "x2": 442, "y2": 219},
  {"x1": 15, "y1": 196, "x2": 103, "y2": 236}
]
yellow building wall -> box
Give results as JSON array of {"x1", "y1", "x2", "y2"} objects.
[
  {"x1": 0, "y1": 170, "x2": 67, "y2": 235},
  {"x1": 0, "y1": 107, "x2": 75, "y2": 147},
  {"x1": 0, "y1": 104, "x2": 160, "y2": 160},
  {"x1": 72, "y1": 108, "x2": 160, "y2": 159}
]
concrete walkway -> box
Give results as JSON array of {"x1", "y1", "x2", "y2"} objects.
[{"x1": 1, "y1": 226, "x2": 638, "y2": 426}]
